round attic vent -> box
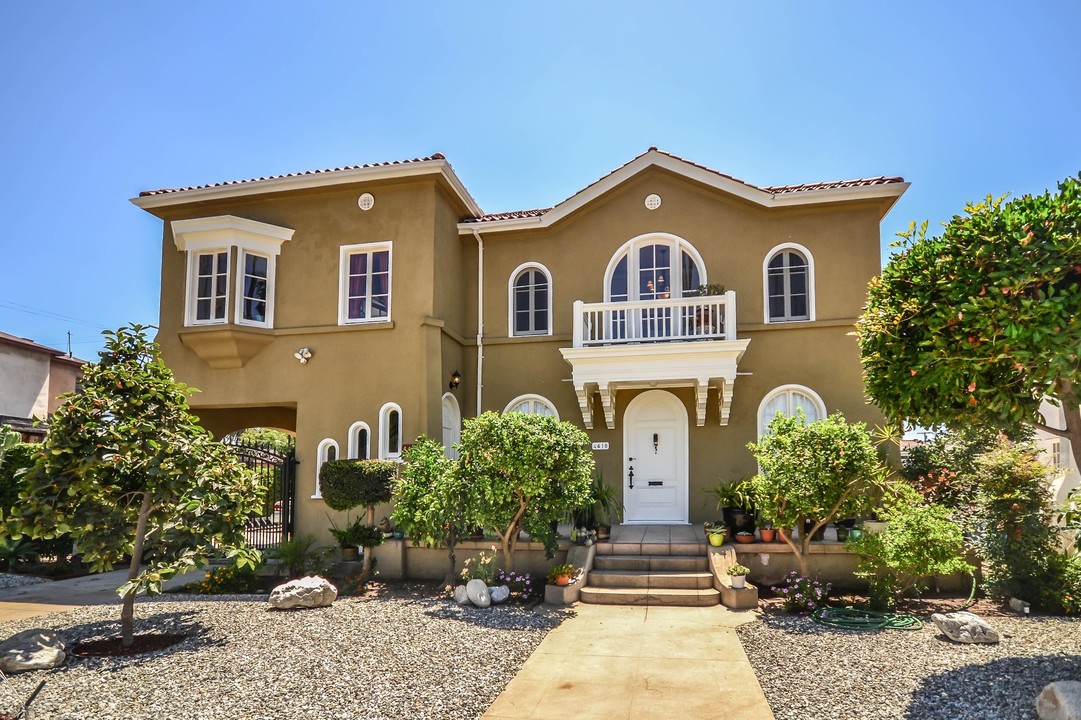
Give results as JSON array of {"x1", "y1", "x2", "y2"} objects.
[
  {"x1": 358, "y1": 193, "x2": 375, "y2": 211},
  {"x1": 644, "y1": 194, "x2": 662, "y2": 210}
]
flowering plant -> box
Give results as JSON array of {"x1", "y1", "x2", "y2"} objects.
[
  {"x1": 771, "y1": 571, "x2": 831, "y2": 613},
  {"x1": 546, "y1": 563, "x2": 576, "y2": 584},
  {"x1": 495, "y1": 569, "x2": 541, "y2": 603},
  {"x1": 460, "y1": 547, "x2": 497, "y2": 584}
]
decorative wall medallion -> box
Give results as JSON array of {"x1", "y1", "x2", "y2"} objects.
[
  {"x1": 358, "y1": 193, "x2": 375, "y2": 211},
  {"x1": 644, "y1": 193, "x2": 662, "y2": 210}
]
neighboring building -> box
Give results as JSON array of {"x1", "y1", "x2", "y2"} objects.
[
  {"x1": 0, "y1": 332, "x2": 85, "y2": 441},
  {"x1": 133, "y1": 148, "x2": 908, "y2": 540}
]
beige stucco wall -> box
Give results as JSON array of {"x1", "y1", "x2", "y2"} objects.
[{"x1": 0, "y1": 345, "x2": 51, "y2": 418}]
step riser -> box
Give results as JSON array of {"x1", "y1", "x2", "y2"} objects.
[
  {"x1": 594, "y1": 556, "x2": 708, "y2": 572},
  {"x1": 597, "y1": 542, "x2": 706, "y2": 556},
  {"x1": 589, "y1": 572, "x2": 713, "y2": 590},
  {"x1": 579, "y1": 588, "x2": 720, "y2": 607}
]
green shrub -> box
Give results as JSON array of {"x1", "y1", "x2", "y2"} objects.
[
  {"x1": 850, "y1": 486, "x2": 974, "y2": 605},
  {"x1": 320, "y1": 459, "x2": 396, "y2": 512},
  {"x1": 185, "y1": 564, "x2": 260, "y2": 594},
  {"x1": 328, "y1": 517, "x2": 383, "y2": 549},
  {"x1": 0, "y1": 443, "x2": 42, "y2": 516},
  {"x1": 268, "y1": 534, "x2": 331, "y2": 578}
]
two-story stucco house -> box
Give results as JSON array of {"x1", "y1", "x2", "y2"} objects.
[{"x1": 133, "y1": 148, "x2": 908, "y2": 543}]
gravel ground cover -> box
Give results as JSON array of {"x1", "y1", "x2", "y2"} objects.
[
  {"x1": 0, "y1": 585, "x2": 566, "y2": 720},
  {"x1": 0, "y1": 574, "x2": 50, "y2": 591},
  {"x1": 738, "y1": 606, "x2": 1081, "y2": 720}
]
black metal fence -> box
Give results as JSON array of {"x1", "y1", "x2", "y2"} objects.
[{"x1": 222, "y1": 436, "x2": 297, "y2": 549}]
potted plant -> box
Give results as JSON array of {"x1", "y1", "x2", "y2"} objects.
[
  {"x1": 591, "y1": 472, "x2": 624, "y2": 542},
  {"x1": 707, "y1": 525, "x2": 727, "y2": 547},
  {"x1": 328, "y1": 516, "x2": 368, "y2": 561},
  {"x1": 547, "y1": 563, "x2": 577, "y2": 586},
  {"x1": 728, "y1": 563, "x2": 750, "y2": 589},
  {"x1": 735, "y1": 531, "x2": 756, "y2": 544},
  {"x1": 759, "y1": 523, "x2": 776, "y2": 543},
  {"x1": 687, "y1": 284, "x2": 727, "y2": 335},
  {"x1": 705, "y1": 476, "x2": 756, "y2": 536}
]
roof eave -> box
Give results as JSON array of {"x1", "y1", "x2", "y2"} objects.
[{"x1": 131, "y1": 159, "x2": 483, "y2": 217}]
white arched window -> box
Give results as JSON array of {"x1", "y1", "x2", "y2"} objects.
[
  {"x1": 504, "y1": 394, "x2": 559, "y2": 419},
  {"x1": 604, "y1": 233, "x2": 707, "y2": 302},
  {"x1": 757, "y1": 385, "x2": 826, "y2": 436},
  {"x1": 313, "y1": 438, "x2": 339, "y2": 499},
  {"x1": 347, "y1": 421, "x2": 370, "y2": 460},
  {"x1": 379, "y1": 402, "x2": 403, "y2": 460},
  {"x1": 441, "y1": 393, "x2": 461, "y2": 460},
  {"x1": 763, "y1": 243, "x2": 814, "y2": 323},
  {"x1": 508, "y1": 262, "x2": 552, "y2": 337}
]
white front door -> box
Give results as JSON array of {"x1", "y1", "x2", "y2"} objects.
[{"x1": 623, "y1": 390, "x2": 688, "y2": 523}]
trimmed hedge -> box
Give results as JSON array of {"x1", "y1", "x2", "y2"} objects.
[{"x1": 320, "y1": 459, "x2": 396, "y2": 512}]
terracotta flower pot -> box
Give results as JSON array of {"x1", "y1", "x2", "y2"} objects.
[
  {"x1": 554, "y1": 574, "x2": 571, "y2": 586},
  {"x1": 759, "y1": 528, "x2": 776, "y2": 543}
]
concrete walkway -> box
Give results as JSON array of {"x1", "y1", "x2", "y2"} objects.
[
  {"x1": 483, "y1": 603, "x2": 775, "y2": 720},
  {"x1": 0, "y1": 569, "x2": 198, "y2": 623}
]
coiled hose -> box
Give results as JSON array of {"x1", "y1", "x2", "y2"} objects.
[{"x1": 812, "y1": 606, "x2": 923, "y2": 630}]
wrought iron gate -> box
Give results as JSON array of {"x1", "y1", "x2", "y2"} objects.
[{"x1": 223, "y1": 436, "x2": 297, "y2": 549}]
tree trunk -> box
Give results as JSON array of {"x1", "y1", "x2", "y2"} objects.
[
  {"x1": 498, "y1": 498, "x2": 529, "y2": 573},
  {"x1": 362, "y1": 504, "x2": 375, "y2": 578},
  {"x1": 122, "y1": 492, "x2": 153, "y2": 647},
  {"x1": 1060, "y1": 382, "x2": 1081, "y2": 475},
  {"x1": 443, "y1": 533, "x2": 458, "y2": 591}
]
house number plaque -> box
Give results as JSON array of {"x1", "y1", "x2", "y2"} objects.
[{"x1": 591, "y1": 442, "x2": 610, "y2": 451}]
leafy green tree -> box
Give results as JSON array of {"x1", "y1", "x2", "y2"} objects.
[
  {"x1": 319, "y1": 459, "x2": 395, "y2": 577},
  {"x1": 857, "y1": 175, "x2": 1081, "y2": 470},
  {"x1": 392, "y1": 436, "x2": 474, "y2": 589},
  {"x1": 748, "y1": 411, "x2": 883, "y2": 577},
  {"x1": 457, "y1": 412, "x2": 594, "y2": 571},
  {"x1": 6, "y1": 325, "x2": 264, "y2": 646},
  {"x1": 0, "y1": 425, "x2": 19, "y2": 467},
  {"x1": 235, "y1": 427, "x2": 295, "y2": 454}
]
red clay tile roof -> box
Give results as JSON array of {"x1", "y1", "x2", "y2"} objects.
[
  {"x1": 462, "y1": 147, "x2": 905, "y2": 223},
  {"x1": 139, "y1": 154, "x2": 448, "y2": 197}
]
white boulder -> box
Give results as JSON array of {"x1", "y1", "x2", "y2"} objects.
[
  {"x1": 0, "y1": 628, "x2": 66, "y2": 673},
  {"x1": 931, "y1": 611, "x2": 1000, "y2": 644},
  {"x1": 489, "y1": 585, "x2": 510, "y2": 604},
  {"x1": 465, "y1": 579, "x2": 491, "y2": 608},
  {"x1": 453, "y1": 585, "x2": 470, "y2": 605},
  {"x1": 1037, "y1": 681, "x2": 1081, "y2": 720},
  {"x1": 268, "y1": 576, "x2": 338, "y2": 610}
]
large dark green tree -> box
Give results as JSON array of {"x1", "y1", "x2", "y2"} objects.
[
  {"x1": 7, "y1": 325, "x2": 264, "y2": 646},
  {"x1": 858, "y1": 175, "x2": 1081, "y2": 469}
]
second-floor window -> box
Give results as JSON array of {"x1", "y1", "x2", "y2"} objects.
[
  {"x1": 340, "y1": 242, "x2": 392, "y2": 324},
  {"x1": 238, "y1": 251, "x2": 272, "y2": 327},
  {"x1": 509, "y1": 263, "x2": 552, "y2": 336},
  {"x1": 764, "y1": 243, "x2": 814, "y2": 323},
  {"x1": 194, "y1": 251, "x2": 228, "y2": 323}
]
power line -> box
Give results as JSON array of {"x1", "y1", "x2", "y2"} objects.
[{"x1": 0, "y1": 299, "x2": 111, "y2": 330}]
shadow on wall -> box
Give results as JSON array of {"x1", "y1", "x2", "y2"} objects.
[{"x1": 905, "y1": 653, "x2": 1081, "y2": 720}]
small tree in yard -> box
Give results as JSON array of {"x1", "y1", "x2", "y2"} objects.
[
  {"x1": 320, "y1": 459, "x2": 395, "y2": 578},
  {"x1": 857, "y1": 175, "x2": 1081, "y2": 471},
  {"x1": 393, "y1": 436, "x2": 474, "y2": 589},
  {"x1": 458, "y1": 412, "x2": 593, "y2": 572},
  {"x1": 748, "y1": 411, "x2": 883, "y2": 577},
  {"x1": 5, "y1": 325, "x2": 264, "y2": 647}
]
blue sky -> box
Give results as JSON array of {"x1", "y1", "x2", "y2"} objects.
[{"x1": 2, "y1": 2, "x2": 1078, "y2": 358}]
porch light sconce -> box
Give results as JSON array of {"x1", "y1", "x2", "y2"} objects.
[
  {"x1": 294, "y1": 347, "x2": 313, "y2": 365},
  {"x1": 449, "y1": 370, "x2": 461, "y2": 390}
]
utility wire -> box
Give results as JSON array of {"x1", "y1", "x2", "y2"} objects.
[{"x1": 0, "y1": 299, "x2": 111, "y2": 330}]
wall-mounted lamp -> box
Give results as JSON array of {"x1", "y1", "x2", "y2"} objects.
[
  {"x1": 449, "y1": 369, "x2": 461, "y2": 390},
  {"x1": 294, "y1": 347, "x2": 313, "y2": 364}
]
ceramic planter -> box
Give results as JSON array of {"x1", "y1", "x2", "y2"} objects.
[{"x1": 731, "y1": 575, "x2": 747, "y2": 589}]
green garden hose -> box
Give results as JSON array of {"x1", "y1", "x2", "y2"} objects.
[{"x1": 812, "y1": 606, "x2": 923, "y2": 631}]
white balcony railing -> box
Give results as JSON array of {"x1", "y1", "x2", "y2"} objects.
[{"x1": 571, "y1": 291, "x2": 737, "y2": 348}]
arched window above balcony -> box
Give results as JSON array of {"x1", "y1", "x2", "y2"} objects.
[{"x1": 604, "y1": 233, "x2": 706, "y2": 302}]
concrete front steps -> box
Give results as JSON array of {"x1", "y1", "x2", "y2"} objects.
[{"x1": 580, "y1": 537, "x2": 720, "y2": 607}]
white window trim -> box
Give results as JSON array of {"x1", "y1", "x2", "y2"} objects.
[
  {"x1": 234, "y1": 249, "x2": 276, "y2": 328},
  {"x1": 379, "y1": 402, "x2": 403, "y2": 460},
  {"x1": 186, "y1": 248, "x2": 231, "y2": 326},
  {"x1": 507, "y1": 262, "x2": 553, "y2": 337},
  {"x1": 339, "y1": 241, "x2": 394, "y2": 325},
  {"x1": 503, "y1": 393, "x2": 560, "y2": 420},
  {"x1": 347, "y1": 421, "x2": 371, "y2": 460},
  {"x1": 172, "y1": 215, "x2": 293, "y2": 329},
  {"x1": 756, "y1": 384, "x2": 826, "y2": 437},
  {"x1": 762, "y1": 242, "x2": 816, "y2": 324},
  {"x1": 441, "y1": 392, "x2": 461, "y2": 460},
  {"x1": 602, "y1": 232, "x2": 707, "y2": 301},
  {"x1": 313, "y1": 438, "x2": 339, "y2": 499}
]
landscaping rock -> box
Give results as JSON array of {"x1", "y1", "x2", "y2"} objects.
[
  {"x1": 453, "y1": 585, "x2": 470, "y2": 605},
  {"x1": 0, "y1": 628, "x2": 66, "y2": 673},
  {"x1": 1037, "y1": 681, "x2": 1081, "y2": 720},
  {"x1": 931, "y1": 611, "x2": 1000, "y2": 644},
  {"x1": 489, "y1": 585, "x2": 510, "y2": 604},
  {"x1": 268, "y1": 576, "x2": 337, "y2": 610},
  {"x1": 465, "y1": 579, "x2": 491, "y2": 608}
]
